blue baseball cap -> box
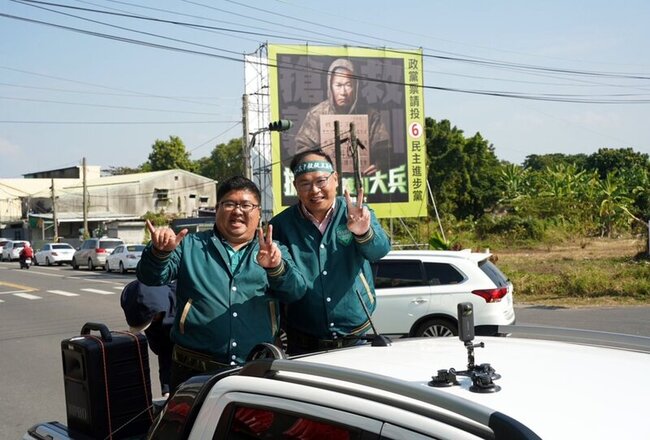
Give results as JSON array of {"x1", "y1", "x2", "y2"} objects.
[{"x1": 120, "y1": 280, "x2": 176, "y2": 333}]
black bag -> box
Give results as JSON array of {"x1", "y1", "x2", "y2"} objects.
[{"x1": 61, "y1": 322, "x2": 154, "y2": 439}]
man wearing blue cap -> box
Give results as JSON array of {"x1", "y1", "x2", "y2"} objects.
[{"x1": 120, "y1": 280, "x2": 176, "y2": 397}]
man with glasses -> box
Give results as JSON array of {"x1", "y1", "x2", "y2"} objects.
[
  {"x1": 138, "y1": 176, "x2": 306, "y2": 390},
  {"x1": 270, "y1": 150, "x2": 391, "y2": 354}
]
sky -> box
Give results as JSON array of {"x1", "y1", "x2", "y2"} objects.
[{"x1": 1, "y1": 0, "x2": 649, "y2": 178}]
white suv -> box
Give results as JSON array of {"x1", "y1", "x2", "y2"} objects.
[{"x1": 371, "y1": 250, "x2": 515, "y2": 337}]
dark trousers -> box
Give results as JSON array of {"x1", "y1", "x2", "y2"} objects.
[
  {"x1": 286, "y1": 328, "x2": 365, "y2": 356},
  {"x1": 170, "y1": 345, "x2": 230, "y2": 391}
]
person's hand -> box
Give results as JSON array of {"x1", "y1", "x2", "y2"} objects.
[
  {"x1": 344, "y1": 187, "x2": 370, "y2": 236},
  {"x1": 257, "y1": 224, "x2": 282, "y2": 269},
  {"x1": 146, "y1": 219, "x2": 188, "y2": 252}
]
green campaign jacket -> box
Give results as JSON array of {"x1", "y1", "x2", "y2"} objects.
[
  {"x1": 137, "y1": 227, "x2": 306, "y2": 364},
  {"x1": 269, "y1": 196, "x2": 391, "y2": 339}
]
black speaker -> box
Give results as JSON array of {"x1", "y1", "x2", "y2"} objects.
[{"x1": 61, "y1": 322, "x2": 153, "y2": 439}]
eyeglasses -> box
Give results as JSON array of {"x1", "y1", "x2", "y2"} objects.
[
  {"x1": 296, "y1": 172, "x2": 334, "y2": 193},
  {"x1": 218, "y1": 201, "x2": 260, "y2": 213}
]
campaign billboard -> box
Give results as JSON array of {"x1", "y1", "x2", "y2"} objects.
[{"x1": 268, "y1": 45, "x2": 426, "y2": 218}]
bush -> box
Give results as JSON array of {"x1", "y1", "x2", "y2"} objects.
[{"x1": 475, "y1": 215, "x2": 545, "y2": 241}]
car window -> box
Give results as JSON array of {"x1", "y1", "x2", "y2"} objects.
[
  {"x1": 479, "y1": 260, "x2": 510, "y2": 287},
  {"x1": 219, "y1": 403, "x2": 375, "y2": 440},
  {"x1": 127, "y1": 245, "x2": 145, "y2": 252},
  {"x1": 424, "y1": 262, "x2": 465, "y2": 285},
  {"x1": 14, "y1": 242, "x2": 25, "y2": 249},
  {"x1": 113, "y1": 246, "x2": 123, "y2": 254},
  {"x1": 52, "y1": 244, "x2": 70, "y2": 250},
  {"x1": 372, "y1": 260, "x2": 425, "y2": 289},
  {"x1": 82, "y1": 240, "x2": 94, "y2": 249},
  {"x1": 100, "y1": 240, "x2": 123, "y2": 248}
]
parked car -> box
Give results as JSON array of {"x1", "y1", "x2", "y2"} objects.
[
  {"x1": 23, "y1": 305, "x2": 650, "y2": 440},
  {"x1": 105, "y1": 244, "x2": 145, "y2": 274},
  {"x1": 0, "y1": 238, "x2": 9, "y2": 256},
  {"x1": 1, "y1": 240, "x2": 30, "y2": 261},
  {"x1": 72, "y1": 237, "x2": 124, "y2": 270},
  {"x1": 370, "y1": 250, "x2": 515, "y2": 337},
  {"x1": 34, "y1": 242, "x2": 76, "y2": 266}
]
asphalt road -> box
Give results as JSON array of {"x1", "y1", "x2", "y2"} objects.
[{"x1": 1, "y1": 261, "x2": 649, "y2": 439}]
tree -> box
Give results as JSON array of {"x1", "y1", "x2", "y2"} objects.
[
  {"x1": 585, "y1": 147, "x2": 649, "y2": 179},
  {"x1": 103, "y1": 165, "x2": 142, "y2": 175},
  {"x1": 196, "y1": 138, "x2": 244, "y2": 182},
  {"x1": 425, "y1": 118, "x2": 505, "y2": 221},
  {"x1": 144, "y1": 135, "x2": 195, "y2": 172},
  {"x1": 523, "y1": 153, "x2": 588, "y2": 171}
]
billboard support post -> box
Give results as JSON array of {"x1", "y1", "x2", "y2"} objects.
[{"x1": 334, "y1": 120, "x2": 343, "y2": 196}]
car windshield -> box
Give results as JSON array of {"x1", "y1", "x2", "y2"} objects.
[
  {"x1": 126, "y1": 245, "x2": 145, "y2": 252},
  {"x1": 52, "y1": 244, "x2": 73, "y2": 250}
]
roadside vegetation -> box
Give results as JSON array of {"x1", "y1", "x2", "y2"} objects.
[{"x1": 107, "y1": 118, "x2": 650, "y2": 307}]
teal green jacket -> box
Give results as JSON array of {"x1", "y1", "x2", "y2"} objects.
[
  {"x1": 269, "y1": 197, "x2": 391, "y2": 339},
  {"x1": 137, "y1": 226, "x2": 306, "y2": 364}
]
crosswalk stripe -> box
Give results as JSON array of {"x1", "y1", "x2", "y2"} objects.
[
  {"x1": 0, "y1": 299, "x2": 4, "y2": 303},
  {"x1": 48, "y1": 290, "x2": 80, "y2": 297},
  {"x1": 14, "y1": 293, "x2": 42, "y2": 300},
  {"x1": 81, "y1": 288, "x2": 115, "y2": 295},
  {"x1": 113, "y1": 286, "x2": 125, "y2": 290}
]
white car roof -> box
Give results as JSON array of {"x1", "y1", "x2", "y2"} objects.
[
  {"x1": 296, "y1": 334, "x2": 650, "y2": 439},
  {"x1": 385, "y1": 249, "x2": 491, "y2": 263}
]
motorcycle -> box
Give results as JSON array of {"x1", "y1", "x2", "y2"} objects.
[{"x1": 20, "y1": 257, "x2": 32, "y2": 269}]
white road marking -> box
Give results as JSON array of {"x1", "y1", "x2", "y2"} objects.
[
  {"x1": 47, "y1": 290, "x2": 80, "y2": 297},
  {"x1": 81, "y1": 288, "x2": 115, "y2": 295},
  {"x1": 13, "y1": 293, "x2": 42, "y2": 300}
]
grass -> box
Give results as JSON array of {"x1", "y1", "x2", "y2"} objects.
[{"x1": 492, "y1": 238, "x2": 650, "y2": 307}]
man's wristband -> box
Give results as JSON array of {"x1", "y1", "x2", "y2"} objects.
[
  {"x1": 353, "y1": 227, "x2": 374, "y2": 244},
  {"x1": 265, "y1": 260, "x2": 286, "y2": 277}
]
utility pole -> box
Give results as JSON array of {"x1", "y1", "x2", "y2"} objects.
[
  {"x1": 242, "y1": 94, "x2": 251, "y2": 179},
  {"x1": 82, "y1": 157, "x2": 88, "y2": 239},
  {"x1": 334, "y1": 120, "x2": 343, "y2": 196},
  {"x1": 50, "y1": 178, "x2": 58, "y2": 240}
]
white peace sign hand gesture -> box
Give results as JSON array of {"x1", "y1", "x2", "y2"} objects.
[
  {"x1": 256, "y1": 224, "x2": 282, "y2": 269},
  {"x1": 344, "y1": 187, "x2": 371, "y2": 236}
]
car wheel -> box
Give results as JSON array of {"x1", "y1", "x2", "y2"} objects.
[
  {"x1": 414, "y1": 318, "x2": 457, "y2": 338},
  {"x1": 46, "y1": 257, "x2": 52, "y2": 266},
  {"x1": 88, "y1": 258, "x2": 95, "y2": 271},
  {"x1": 72, "y1": 258, "x2": 79, "y2": 270},
  {"x1": 119, "y1": 261, "x2": 127, "y2": 275}
]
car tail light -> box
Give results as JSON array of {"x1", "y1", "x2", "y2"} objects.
[
  {"x1": 51, "y1": 252, "x2": 58, "y2": 256},
  {"x1": 126, "y1": 254, "x2": 137, "y2": 259},
  {"x1": 472, "y1": 287, "x2": 508, "y2": 303},
  {"x1": 96, "y1": 248, "x2": 106, "y2": 253}
]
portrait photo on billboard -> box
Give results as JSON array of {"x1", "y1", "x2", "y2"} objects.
[{"x1": 273, "y1": 53, "x2": 409, "y2": 206}]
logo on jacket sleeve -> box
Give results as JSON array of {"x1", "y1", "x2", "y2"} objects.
[{"x1": 336, "y1": 225, "x2": 353, "y2": 246}]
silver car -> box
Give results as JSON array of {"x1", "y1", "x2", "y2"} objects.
[{"x1": 72, "y1": 238, "x2": 124, "y2": 271}]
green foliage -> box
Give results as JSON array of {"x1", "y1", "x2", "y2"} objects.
[
  {"x1": 523, "y1": 153, "x2": 588, "y2": 171},
  {"x1": 475, "y1": 214, "x2": 545, "y2": 241},
  {"x1": 144, "y1": 135, "x2": 196, "y2": 172},
  {"x1": 428, "y1": 231, "x2": 462, "y2": 250},
  {"x1": 425, "y1": 118, "x2": 505, "y2": 221},
  {"x1": 585, "y1": 147, "x2": 649, "y2": 179},
  {"x1": 104, "y1": 165, "x2": 143, "y2": 175},
  {"x1": 141, "y1": 211, "x2": 176, "y2": 243},
  {"x1": 196, "y1": 138, "x2": 244, "y2": 181}
]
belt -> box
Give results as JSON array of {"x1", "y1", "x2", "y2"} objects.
[
  {"x1": 288, "y1": 328, "x2": 360, "y2": 351},
  {"x1": 172, "y1": 345, "x2": 229, "y2": 373}
]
